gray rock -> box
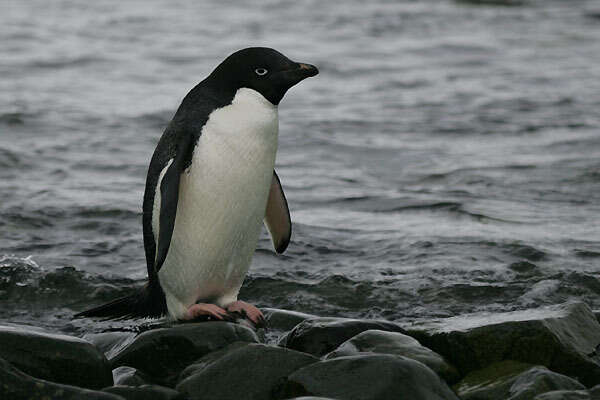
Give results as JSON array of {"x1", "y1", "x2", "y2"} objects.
[
  {"x1": 112, "y1": 366, "x2": 151, "y2": 386},
  {"x1": 325, "y1": 329, "x2": 459, "y2": 383},
  {"x1": 110, "y1": 321, "x2": 259, "y2": 385},
  {"x1": 263, "y1": 308, "x2": 317, "y2": 331},
  {"x1": 177, "y1": 343, "x2": 318, "y2": 400},
  {"x1": 455, "y1": 361, "x2": 586, "y2": 400},
  {"x1": 280, "y1": 317, "x2": 406, "y2": 357},
  {"x1": 0, "y1": 324, "x2": 113, "y2": 389},
  {"x1": 0, "y1": 357, "x2": 123, "y2": 400},
  {"x1": 103, "y1": 385, "x2": 184, "y2": 400},
  {"x1": 280, "y1": 354, "x2": 459, "y2": 400},
  {"x1": 406, "y1": 302, "x2": 600, "y2": 386}
]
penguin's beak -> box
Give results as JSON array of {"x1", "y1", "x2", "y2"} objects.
[
  {"x1": 278, "y1": 62, "x2": 319, "y2": 89},
  {"x1": 295, "y1": 62, "x2": 319, "y2": 78}
]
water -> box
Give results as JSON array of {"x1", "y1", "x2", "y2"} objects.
[{"x1": 2, "y1": 0, "x2": 600, "y2": 335}]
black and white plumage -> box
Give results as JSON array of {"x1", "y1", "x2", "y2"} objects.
[{"x1": 76, "y1": 47, "x2": 318, "y2": 321}]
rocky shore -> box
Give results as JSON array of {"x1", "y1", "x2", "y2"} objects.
[{"x1": 2, "y1": 301, "x2": 600, "y2": 399}]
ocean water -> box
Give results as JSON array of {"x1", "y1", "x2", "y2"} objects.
[{"x1": 1, "y1": 0, "x2": 600, "y2": 335}]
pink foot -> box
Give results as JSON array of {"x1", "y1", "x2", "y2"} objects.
[
  {"x1": 226, "y1": 301, "x2": 265, "y2": 326},
  {"x1": 183, "y1": 303, "x2": 229, "y2": 321}
]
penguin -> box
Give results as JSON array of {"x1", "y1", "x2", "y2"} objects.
[{"x1": 75, "y1": 47, "x2": 318, "y2": 324}]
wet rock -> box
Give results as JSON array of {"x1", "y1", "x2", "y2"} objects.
[
  {"x1": 455, "y1": 361, "x2": 586, "y2": 400},
  {"x1": 84, "y1": 331, "x2": 137, "y2": 359},
  {"x1": 178, "y1": 342, "x2": 252, "y2": 382},
  {"x1": 534, "y1": 385, "x2": 600, "y2": 400},
  {"x1": 279, "y1": 354, "x2": 459, "y2": 400},
  {"x1": 325, "y1": 329, "x2": 459, "y2": 383},
  {"x1": 112, "y1": 366, "x2": 151, "y2": 386},
  {"x1": 110, "y1": 321, "x2": 258, "y2": 385},
  {"x1": 279, "y1": 317, "x2": 406, "y2": 357},
  {"x1": 0, "y1": 357, "x2": 123, "y2": 400},
  {"x1": 263, "y1": 308, "x2": 317, "y2": 331},
  {"x1": 287, "y1": 398, "x2": 337, "y2": 400},
  {"x1": 177, "y1": 343, "x2": 318, "y2": 400},
  {"x1": 0, "y1": 324, "x2": 113, "y2": 389},
  {"x1": 406, "y1": 302, "x2": 600, "y2": 386},
  {"x1": 103, "y1": 385, "x2": 184, "y2": 400}
]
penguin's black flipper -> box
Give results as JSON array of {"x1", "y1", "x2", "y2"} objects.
[
  {"x1": 153, "y1": 131, "x2": 195, "y2": 273},
  {"x1": 264, "y1": 170, "x2": 291, "y2": 254}
]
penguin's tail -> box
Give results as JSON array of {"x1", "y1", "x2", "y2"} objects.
[{"x1": 73, "y1": 283, "x2": 167, "y2": 320}]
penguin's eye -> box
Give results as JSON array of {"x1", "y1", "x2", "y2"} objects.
[{"x1": 254, "y1": 68, "x2": 268, "y2": 76}]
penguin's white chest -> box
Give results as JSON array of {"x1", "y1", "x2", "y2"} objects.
[{"x1": 154, "y1": 88, "x2": 279, "y2": 319}]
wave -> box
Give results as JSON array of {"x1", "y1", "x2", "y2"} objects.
[
  {"x1": 30, "y1": 55, "x2": 106, "y2": 70},
  {"x1": 0, "y1": 256, "x2": 143, "y2": 309}
]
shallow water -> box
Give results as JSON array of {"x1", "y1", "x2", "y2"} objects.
[{"x1": 2, "y1": 0, "x2": 600, "y2": 335}]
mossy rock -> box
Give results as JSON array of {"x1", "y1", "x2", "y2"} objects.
[
  {"x1": 406, "y1": 302, "x2": 600, "y2": 387},
  {"x1": 455, "y1": 361, "x2": 585, "y2": 399}
]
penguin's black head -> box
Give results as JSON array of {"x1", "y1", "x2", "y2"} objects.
[{"x1": 209, "y1": 47, "x2": 318, "y2": 105}]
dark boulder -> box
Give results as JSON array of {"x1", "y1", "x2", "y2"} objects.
[
  {"x1": 455, "y1": 361, "x2": 586, "y2": 400},
  {"x1": 279, "y1": 317, "x2": 406, "y2": 357},
  {"x1": 0, "y1": 357, "x2": 123, "y2": 400},
  {"x1": 325, "y1": 329, "x2": 459, "y2": 383},
  {"x1": 279, "y1": 354, "x2": 459, "y2": 400},
  {"x1": 103, "y1": 385, "x2": 184, "y2": 400},
  {"x1": 0, "y1": 324, "x2": 113, "y2": 389},
  {"x1": 406, "y1": 302, "x2": 600, "y2": 386},
  {"x1": 176, "y1": 343, "x2": 318, "y2": 400},
  {"x1": 178, "y1": 341, "x2": 252, "y2": 382},
  {"x1": 110, "y1": 321, "x2": 258, "y2": 385}
]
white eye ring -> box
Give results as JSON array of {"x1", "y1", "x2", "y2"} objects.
[{"x1": 255, "y1": 68, "x2": 268, "y2": 76}]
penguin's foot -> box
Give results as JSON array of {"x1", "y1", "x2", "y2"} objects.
[
  {"x1": 226, "y1": 301, "x2": 265, "y2": 327},
  {"x1": 183, "y1": 303, "x2": 229, "y2": 321}
]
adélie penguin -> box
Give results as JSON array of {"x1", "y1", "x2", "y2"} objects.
[{"x1": 75, "y1": 47, "x2": 318, "y2": 325}]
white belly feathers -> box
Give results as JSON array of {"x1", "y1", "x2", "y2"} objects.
[{"x1": 153, "y1": 88, "x2": 279, "y2": 319}]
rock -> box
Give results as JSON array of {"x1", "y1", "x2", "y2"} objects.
[
  {"x1": 534, "y1": 385, "x2": 600, "y2": 399},
  {"x1": 177, "y1": 343, "x2": 318, "y2": 400},
  {"x1": 261, "y1": 309, "x2": 318, "y2": 344},
  {"x1": 103, "y1": 385, "x2": 184, "y2": 400},
  {"x1": 178, "y1": 342, "x2": 252, "y2": 382},
  {"x1": 325, "y1": 329, "x2": 459, "y2": 383},
  {"x1": 110, "y1": 321, "x2": 258, "y2": 385},
  {"x1": 112, "y1": 366, "x2": 151, "y2": 386},
  {"x1": 279, "y1": 317, "x2": 406, "y2": 357},
  {"x1": 0, "y1": 324, "x2": 113, "y2": 389},
  {"x1": 287, "y1": 398, "x2": 337, "y2": 400},
  {"x1": 0, "y1": 357, "x2": 123, "y2": 400},
  {"x1": 84, "y1": 331, "x2": 137, "y2": 359},
  {"x1": 263, "y1": 308, "x2": 318, "y2": 331},
  {"x1": 455, "y1": 361, "x2": 586, "y2": 400},
  {"x1": 406, "y1": 302, "x2": 600, "y2": 386},
  {"x1": 279, "y1": 354, "x2": 459, "y2": 400}
]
